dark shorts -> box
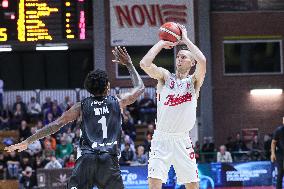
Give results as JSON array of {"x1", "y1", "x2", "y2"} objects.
[{"x1": 67, "y1": 153, "x2": 124, "y2": 189}]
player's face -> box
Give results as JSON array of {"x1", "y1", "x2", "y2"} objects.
[{"x1": 176, "y1": 50, "x2": 195, "y2": 73}]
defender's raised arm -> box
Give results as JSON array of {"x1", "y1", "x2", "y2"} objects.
[
  {"x1": 112, "y1": 46, "x2": 145, "y2": 108},
  {"x1": 5, "y1": 102, "x2": 81, "y2": 152}
]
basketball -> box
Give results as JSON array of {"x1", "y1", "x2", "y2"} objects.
[{"x1": 159, "y1": 22, "x2": 182, "y2": 42}]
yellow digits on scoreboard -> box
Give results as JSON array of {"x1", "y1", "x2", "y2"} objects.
[{"x1": 0, "y1": 28, "x2": 7, "y2": 41}]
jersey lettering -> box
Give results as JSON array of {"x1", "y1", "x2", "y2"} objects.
[{"x1": 94, "y1": 106, "x2": 109, "y2": 115}]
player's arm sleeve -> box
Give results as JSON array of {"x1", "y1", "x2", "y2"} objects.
[{"x1": 25, "y1": 102, "x2": 81, "y2": 145}]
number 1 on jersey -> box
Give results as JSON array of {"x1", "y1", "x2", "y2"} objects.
[{"x1": 98, "y1": 116, "x2": 107, "y2": 139}]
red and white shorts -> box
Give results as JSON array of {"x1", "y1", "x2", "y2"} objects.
[{"x1": 148, "y1": 130, "x2": 199, "y2": 184}]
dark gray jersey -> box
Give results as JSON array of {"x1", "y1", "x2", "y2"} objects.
[{"x1": 80, "y1": 96, "x2": 122, "y2": 155}]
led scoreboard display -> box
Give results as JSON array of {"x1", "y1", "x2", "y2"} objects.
[{"x1": 0, "y1": 0, "x2": 90, "y2": 43}]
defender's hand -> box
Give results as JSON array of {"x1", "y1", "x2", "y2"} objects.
[
  {"x1": 112, "y1": 46, "x2": 132, "y2": 65},
  {"x1": 4, "y1": 141, "x2": 28, "y2": 153}
]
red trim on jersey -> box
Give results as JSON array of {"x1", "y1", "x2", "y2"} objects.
[
  {"x1": 196, "y1": 170, "x2": 199, "y2": 178},
  {"x1": 187, "y1": 82, "x2": 190, "y2": 89},
  {"x1": 170, "y1": 80, "x2": 175, "y2": 89},
  {"x1": 157, "y1": 93, "x2": 160, "y2": 101}
]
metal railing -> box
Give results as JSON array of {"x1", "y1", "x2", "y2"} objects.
[{"x1": 2, "y1": 87, "x2": 157, "y2": 109}]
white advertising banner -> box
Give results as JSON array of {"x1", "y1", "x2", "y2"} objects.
[{"x1": 110, "y1": 0, "x2": 195, "y2": 46}]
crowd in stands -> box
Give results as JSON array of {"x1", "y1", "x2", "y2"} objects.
[
  {"x1": 194, "y1": 132, "x2": 272, "y2": 163},
  {"x1": 0, "y1": 92, "x2": 273, "y2": 188},
  {"x1": 0, "y1": 93, "x2": 157, "y2": 187}
]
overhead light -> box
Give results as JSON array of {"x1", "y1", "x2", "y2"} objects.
[
  {"x1": 36, "y1": 46, "x2": 68, "y2": 51},
  {"x1": 250, "y1": 89, "x2": 282, "y2": 96},
  {"x1": 0, "y1": 46, "x2": 12, "y2": 52},
  {"x1": 36, "y1": 44, "x2": 68, "y2": 51}
]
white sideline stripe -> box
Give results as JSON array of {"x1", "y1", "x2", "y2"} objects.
[{"x1": 159, "y1": 27, "x2": 181, "y2": 41}]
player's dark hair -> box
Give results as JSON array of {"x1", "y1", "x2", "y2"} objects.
[{"x1": 84, "y1": 69, "x2": 109, "y2": 97}]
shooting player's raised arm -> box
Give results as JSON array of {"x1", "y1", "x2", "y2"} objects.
[{"x1": 140, "y1": 40, "x2": 177, "y2": 83}]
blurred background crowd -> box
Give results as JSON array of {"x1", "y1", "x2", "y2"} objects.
[{"x1": 0, "y1": 93, "x2": 273, "y2": 188}]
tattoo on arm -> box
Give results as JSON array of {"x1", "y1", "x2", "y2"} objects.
[
  {"x1": 25, "y1": 103, "x2": 81, "y2": 145},
  {"x1": 119, "y1": 63, "x2": 145, "y2": 107},
  {"x1": 126, "y1": 63, "x2": 142, "y2": 87}
]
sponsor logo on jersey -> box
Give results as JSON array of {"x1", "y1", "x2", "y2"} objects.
[{"x1": 164, "y1": 92, "x2": 192, "y2": 106}]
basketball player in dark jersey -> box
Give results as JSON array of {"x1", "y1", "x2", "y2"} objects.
[{"x1": 5, "y1": 46, "x2": 145, "y2": 189}]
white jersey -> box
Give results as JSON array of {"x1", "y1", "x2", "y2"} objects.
[{"x1": 156, "y1": 74, "x2": 197, "y2": 133}]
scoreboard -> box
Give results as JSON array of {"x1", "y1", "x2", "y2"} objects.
[{"x1": 0, "y1": 0, "x2": 92, "y2": 44}]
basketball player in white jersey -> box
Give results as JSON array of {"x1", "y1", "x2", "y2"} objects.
[{"x1": 140, "y1": 24, "x2": 206, "y2": 189}]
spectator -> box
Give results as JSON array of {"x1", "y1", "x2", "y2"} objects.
[
  {"x1": 0, "y1": 106, "x2": 12, "y2": 130},
  {"x1": 63, "y1": 127, "x2": 75, "y2": 144},
  {"x1": 42, "y1": 140, "x2": 55, "y2": 160},
  {"x1": 143, "y1": 133, "x2": 152, "y2": 153},
  {"x1": 33, "y1": 155, "x2": 45, "y2": 169},
  {"x1": 0, "y1": 79, "x2": 3, "y2": 112},
  {"x1": 6, "y1": 151, "x2": 20, "y2": 179},
  {"x1": 232, "y1": 132, "x2": 248, "y2": 152},
  {"x1": 146, "y1": 123, "x2": 155, "y2": 137},
  {"x1": 72, "y1": 127, "x2": 81, "y2": 148},
  {"x1": 43, "y1": 135, "x2": 57, "y2": 150},
  {"x1": 26, "y1": 127, "x2": 42, "y2": 156},
  {"x1": 122, "y1": 111, "x2": 136, "y2": 141},
  {"x1": 43, "y1": 112, "x2": 54, "y2": 126},
  {"x1": 232, "y1": 132, "x2": 248, "y2": 161},
  {"x1": 217, "y1": 145, "x2": 232, "y2": 163},
  {"x1": 225, "y1": 136, "x2": 234, "y2": 152},
  {"x1": 41, "y1": 97, "x2": 52, "y2": 115},
  {"x1": 12, "y1": 95, "x2": 27, "y2": 115},
  {"x1": 138, "y1": 92, "x2": 156, "y2": 123},
  {"x1": 20, "y1": 155, "x2": 32, "y2": 171},
  {"x1": 121, "y1": 135, "x2": 135, "y2": 152},
  {"x1": 44, "y1": 154, "x2": 62, "y2": 169},
  {"x1": 19, "y1": 120, "x2": 31, "y2": 142},
  {"x1": 250, "y1": 135, "x2": 262, "y2": 160},
  {"x1": 126, "y1": 100, "x2": 139, "y2": 123},
  {"x1": 56, "y1": 137, "x2": 73, "y2": 161},
  {"x1": 19, "y1": 166, "x2": 36, "y2": 189},
  {"x1": 132, "y1": 145, "x2": 148, "y2": 165},
  {"x1": 202, "y1": 136, "x2": 215, "y2": 162},
  {"x1": 0, "y1": 153, "x2": 6, "y2": 179},
  {"x1": 35, "y1": 120, "x2": 43, "y2": 131},
  {"x1": 12, "y1": 103, "x2": 26, "y2": 129},
  {"x1": 27, "y1": 97, "x2": 41, "y2": 121},
  {"x1": 45, "y1": 102, "x2": 62, "y2": 120},
  {"x1": 120, "y1": 143, "x2": 134, "y2": 166},
  {"x1": 263, "y1": 134, "x2": 272, "y2": 160},
  {"x1": 65, "y1": 154, "x2": 76, "y2": 168},
  {"x1": 60, "y1": 96, "x2": 73, "y2": 111}
]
